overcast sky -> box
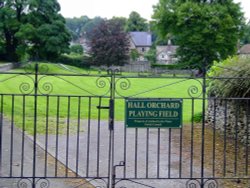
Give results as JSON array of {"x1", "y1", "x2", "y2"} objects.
[{"x1": 57, "y1": 0, "x2": 250, "y2": 21}]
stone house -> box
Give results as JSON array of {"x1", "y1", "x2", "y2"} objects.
[
  {"x1": 129, "y1": 32, "x2": 152, "y2": 61},
  {"x1": 156, "y1": 40, "x2": 178, "y2": 64},
  {"x1": 238, "y1": 44, "x2": 250, "y2": 57}
]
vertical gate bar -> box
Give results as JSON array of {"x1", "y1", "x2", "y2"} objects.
[
  {"x1": 55, "y1": 96, "x2": 60, "y2": 177},
  {"x1": 86, "y1": 97, "x2": 92, "y2": 177},
  {"x1": 157, "y1": 128, "x2": 160, "y2": 178},
  {"x1": 190, "y1": 98, "x2": 194, "y2": 178},
  {"x1": 75, "y1": 96, "x2": 81, "y2": 176},
  {"x1": 179, "y1": 124, "x2": 183, "y2": 178},
  {"x1": 146, "y1": 128, "x2": 149, "y2": 178},
  {"x1": 123, "y1": 115, "x2": 127, "y2": 178},
  {"x1": 97, "y1": 96, "x2": 102, "y2": 177},
  {"x1": 168, "y1": 128, "x2": 172, "y2": 178},
  {"x1": 32, "y1": 62, "x2": 39, "y2": 188},
  {"x1": 223, "y1": 100, "x2": 228, "y2": 177},
  {"x1": 44, "y1": 95, "x2": 49, "y2": 177},
  {"x1": 21, "y1": 95, "x2": 26, "y2": 177},
  {"x1": 212, "y1": 98, "x2": 216, "y2": 177},
  {"x1": 134, "y1": 128, "x2": 138, "y2": 178},
  {"x1": 109, "y1": 71, "x2": 115, "y2": 188},
  {"x1": 65, "y1": 96, "x2": 71, "y2": 177},
  {"x1": 234, "y1": 100, "x2": 239, "y2": 176},
  {"x1": 10, "y1": 95, "x2": 14, "y2": 177},
  {"x1": 110, "y1": 98, "x2": 115, "y2": 188},
  {"x1": 201, "y1": 63, "x2": 207, "y2": 187},
  {"x1": 246, "y1": 99, "x2": 249, "y2": 176},
  {"x1": 0, "y1": 95, "x2": 3, "y2": 171}
]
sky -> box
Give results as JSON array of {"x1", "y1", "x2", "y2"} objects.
[{"x1": 57, "y1": 0, "x2": 250, "y2": 21}]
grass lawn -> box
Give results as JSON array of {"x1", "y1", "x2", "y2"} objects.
[{"x1": 0, "y1": 63, "x2": 204, "y2": 134}]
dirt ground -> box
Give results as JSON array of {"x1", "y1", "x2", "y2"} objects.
[{"x1": 180, "y1": 123, "x2": 250, "y2": 188}]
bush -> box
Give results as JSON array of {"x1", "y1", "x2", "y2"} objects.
[
  {"x1": 57, "y1": 54, "x2": 91, "y2": 68},
  {"x1": 70, "y1": 44, "x2": 84, "y2": 55},
  {"x1": 151, "y1": 63, "x2": 184, "y2": 70},
  {"x1": 192, "y1": 112, "x2": 203, "y2": 123},
  {"x1": 207, "y1": 56, "x2": 250, "y2": 98}
]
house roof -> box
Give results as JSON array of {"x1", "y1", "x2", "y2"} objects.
[
  {"x1": 239, "y1": 44, "x2": 250, "y2": 54},
  {"x1": 129, "y1": 32, "x2": 152, "y2": 47},
  {"x1": 156, "y1": 45, "x2": 178, "y2": 55}
]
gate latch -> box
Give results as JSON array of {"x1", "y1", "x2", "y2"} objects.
[{"x1": 96, "y1": 106, "x2": 110, "y2": 109}]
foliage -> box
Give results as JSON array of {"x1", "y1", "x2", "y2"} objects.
[
  {"x1": 151, "y1": 63, "x2": 184, "y2": 69},
  {"x1": 57, "y1": 54, "x2": 90, "y2": 68},
  {"x1": 144, "y1": 48, "x2": 156, "y2": 64},
  {"x1": 152, "y1": 0, "x2": 245, "y2": 70},
  {"x1": 192, "y1": 112, "x2": 203, "y2": 123},
  {"x1": 126, "y1": 11, "x2": 148, "y2": 32},
  {"x1": 241, "y1": 21, "x2": 250, "y2": 45},
  {"x1": 0, "y1": 0, "x2": 71, "y2": 62},
  {"x1": 65, "y1": 16, "x2": 90, "y2": 41},
  {"x1": 88, "y1": 19, "x2": 130, "y2": 66},
  {"x1": 207, "y1": 56, "x2": 250, "y2": 97},
  {"x1": 110, "y1": 16, "x2": 127, "y2": 31},
  {"x1": 82, "y1": 17, "x2": 104, "y2": 39},
  {"x1": 130, "y1": 49, "x2": 140, "y2": 61},
  {"x1": 70, "y1": 44, "x2": 84, "y2": 55}
]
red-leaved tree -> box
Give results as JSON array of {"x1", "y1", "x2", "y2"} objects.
[{"x1": 88, "y1": 19, "x2": 130, "y2": 67}]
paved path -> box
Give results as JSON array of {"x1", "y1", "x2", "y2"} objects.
[
  {"x1": 35, "y1": 120, "x2": 201, "y2": 188},
  {"x1": 0, "y1": 118, "x2": 204, "y2": 188},
  {"x1": 0, "y1": 119, "x2": 93, "y2": 188}
]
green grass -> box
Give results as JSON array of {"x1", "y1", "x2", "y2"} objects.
[{"x1": 0, "y1": 63, "x2": 203, "y2": 134}]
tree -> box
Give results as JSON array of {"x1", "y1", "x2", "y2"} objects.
[
  {"x1": 66, "y1": 16, "x2": 90, "y2": 41},
  {"x1": 110, "y1": 16, "x2": 127, "y2": 31},
  {"x1": 0, "y1": 0, "x2": 71, "y2": 62},
  {"x1": 241, "y1": 21, "x2": 250, "y2": 45},
  {"x1": 130, "y1": 49, "x2": 140, "y2": 61},
  {"x1": 144, "y1": 48, "x2": 156, "y2": 64},
  {"x1": 126, "y1": 11, "x2": 148, "y2": 32},
  {"x1": 89, "y1": 19, "x2": 130, "y2": 67},
  {"x1": 83, "y1": 17, "x2": 104, "y2": 39},
  {"x1": 152, "y1": 0, "x2": 244, "y2": 70},
  {"x1": 70, "y1": 44, "x2": 83, "y2": 55}
]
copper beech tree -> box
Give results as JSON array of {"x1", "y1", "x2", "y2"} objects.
[{"x1": 88, "y1": 19, "x2": 130, "y2": 67}]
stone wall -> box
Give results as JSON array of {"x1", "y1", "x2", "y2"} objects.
[{"x1": 206, "y1": 99, "x2": 250, "y2": 145}]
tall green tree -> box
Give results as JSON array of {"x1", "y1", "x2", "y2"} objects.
[
  {"x1": 110, "y1": 16, "x2": 127, "y2": 31},
  {"x1": 66, "y1": 16, "x2": 90, "y2": 41},
  {"x1": 0, "y1": 0, "x2": 71, "y2": 61},
  {"x1": 241, "y1": 21, "x2": 250, "y2": 45},
  {"x1": 126, "y1": 11, "x2": 148, "y2": 32},
  {"x1": 82, "y1": 17, "x2": 103, "y2": 39},
  {"x1": 89, "y1": 19, "x2": 130, "y2": 66},
  {"x1": 152, "y1": 0, "x2": 244, "y2": 70}
]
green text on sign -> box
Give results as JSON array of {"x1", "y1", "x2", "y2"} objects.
[{"x1": 125, "y1": 99, "x2": 183, "y2": 128}]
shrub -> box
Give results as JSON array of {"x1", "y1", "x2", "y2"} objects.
[
  {"x1": 192, "y1": 112, "x2": 203, "y2": 123},
  {"x1": 151, "y1": 63, "x2": 184, "y2": 70},
  {"x1": 57, "y1": 54, "x2": 91, "y2": 68},
  {"x1": 207, "y1": 56, "x2": 250, "y2": 98},
  {"x1": 70, "y1": 44, "x2": 84, "y2": 55}
]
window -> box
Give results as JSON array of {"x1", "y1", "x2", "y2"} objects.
[{"x1": 141, "y1": 47, "x2": 145, "y2": 52}]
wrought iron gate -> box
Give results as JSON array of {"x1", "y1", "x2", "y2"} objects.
[{"x1": 0, "y1": 62, "x2": 249, "y2": 188}]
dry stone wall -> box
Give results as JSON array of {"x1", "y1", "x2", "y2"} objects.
[{"x1": 206, "y1": 99, "x2": 250, "y2": 146}]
